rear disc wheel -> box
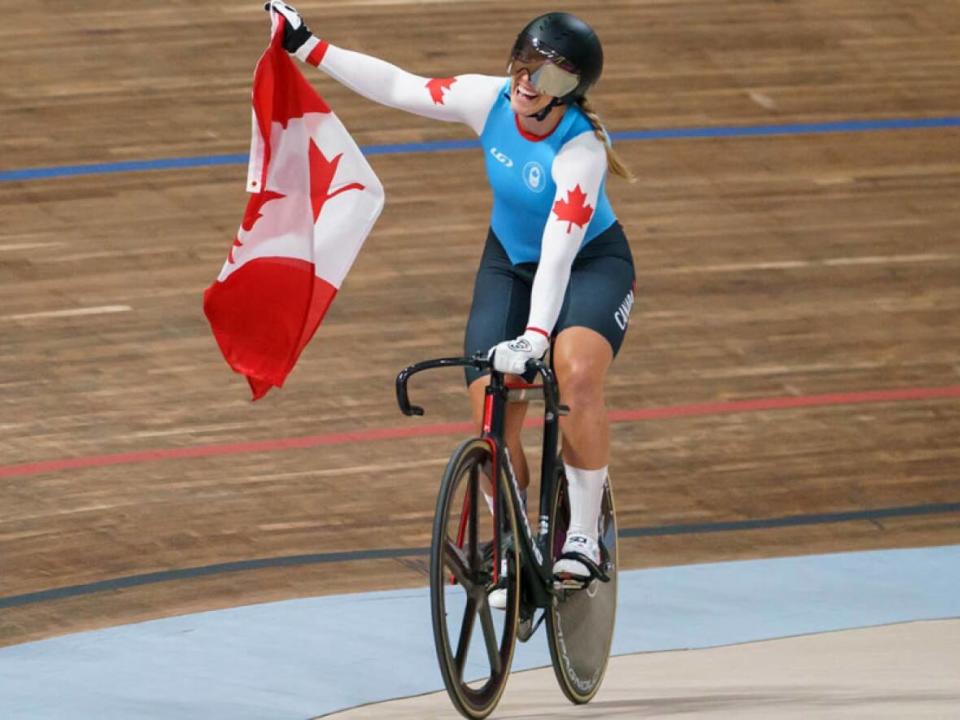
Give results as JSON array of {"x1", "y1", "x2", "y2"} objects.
[{"x1": 546, "y1": 469, "x2": 618, "y2": 704}]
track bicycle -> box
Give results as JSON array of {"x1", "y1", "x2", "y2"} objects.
[{"x1": 396, "y1": 353, "x2": 618, "y2": 719}]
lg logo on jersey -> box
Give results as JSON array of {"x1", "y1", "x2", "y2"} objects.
[{"x1": 489, "y1": 147, "x2": 513, "y2": 167}]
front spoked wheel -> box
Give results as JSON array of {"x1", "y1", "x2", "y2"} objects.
[
  {"x1": 430, "y1": 438, "x2": 521, "y2": 719},
  {"x1": 546, "y1": 469, "x2": 619, "y2": 704}
]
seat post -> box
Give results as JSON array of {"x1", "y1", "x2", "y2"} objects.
[
  {"x1": 538, "y1": 396, "x2": 561, "y2": 537},
  {"x1": 482, "y1": 371, "x2": 509, "y2": 439}
]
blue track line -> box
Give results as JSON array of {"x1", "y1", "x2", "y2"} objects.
[
  {"x1": 2, "y1": 116, "x2": 959, "y2": 183},
  {"x1": 2, "y1": 500, "x2": 957, "y2": 610}
]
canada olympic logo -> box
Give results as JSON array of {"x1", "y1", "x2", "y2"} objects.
[{"x1": 523, "y1": 161, "x2": 546, "y2": 193}]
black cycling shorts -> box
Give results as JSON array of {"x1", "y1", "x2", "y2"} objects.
[{"x1": 463, "y1": 221, "x2": 636, "y2": 386}]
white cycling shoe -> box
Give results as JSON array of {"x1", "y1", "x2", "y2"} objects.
[{"x1": 552, "y1": 533, "x2": 600, "y2": 579}]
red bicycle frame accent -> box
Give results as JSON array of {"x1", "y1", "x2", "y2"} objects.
[
  {"x1": 482, "y1": 437, "x2": 500, "y2": 585},
  {"x1": 452, "y1": 440, "x2": 500, "y2": 586},
  {"x1": 482, "y1": 392, "x2": 495, "y2": 435},
  {"x1": 452, "y1": 491, "x2": 471, "y2": 586}
]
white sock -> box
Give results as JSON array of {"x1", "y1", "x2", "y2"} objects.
[{"x1": 563, "y1": 463, "x2": 607, "y2": 543}]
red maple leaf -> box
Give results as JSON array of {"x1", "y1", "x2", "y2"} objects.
[
  {"x1": 241, "y1": 190, "x2": 286, "y2": 232},
  {"x1": 425, "y1": 77, "x2": 457, "y2": 105},
  {"x1": 552, "y1": 185, "x2": 594, "y2": 233},
  {"x1": 308, "y1": 141, "x2": 366, "y2": 222},
  {"x1": 229, "y1": 190, "x2": 285, "y2": 263}
]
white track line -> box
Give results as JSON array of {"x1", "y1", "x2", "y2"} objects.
[
  {"x1": 40, "y1": 248, "x2": 176, "y2": 263},
  {"x1": 652, "y1": 253, "x2": 956, "y2": 275},
  {"x1": 247, "y1": 457, "x2": 449, "y2": 483},
  {"x1": 821, "y1": 253, "x2": 955, "y2": 266},
  {"x1": 300, "y1": 0, "x2": 477, "y2": 7},
  {"x1": 0, "y1": 242, "x2": 64, "y2": 252},
  {"x1": 3, "y1": 305, "x2": 132, "y2": 321},
  {"x1": 231, "y1": 0, "x2": 475, "y2": 13}
]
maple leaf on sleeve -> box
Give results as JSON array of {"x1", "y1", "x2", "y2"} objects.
[
  {"x1": 552, "y1": 184, "x2": 594, "y2": 233},
  {"x1": 425, "y1": 77, "x2": 457, "y2": 105}
]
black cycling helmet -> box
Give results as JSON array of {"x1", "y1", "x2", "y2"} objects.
[{"x1": 509, "y1": 12, "x2": 603, "y2": 104}]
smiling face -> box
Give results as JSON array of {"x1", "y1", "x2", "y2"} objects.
[{"x1": 509, "y1": 69, "x2": 556, "y2": 117}]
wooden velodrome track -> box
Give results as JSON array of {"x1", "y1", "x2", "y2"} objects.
[{"x1": 1, "y1": 0, "x2": 959, "y2": 663}]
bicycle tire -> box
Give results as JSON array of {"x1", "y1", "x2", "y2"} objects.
[
  {"x1": 545, "y1": 467, "x2": 619, "y2": 704},
  {"x1": 430, "y1": 438, "x2": 521, "y2": 719}
]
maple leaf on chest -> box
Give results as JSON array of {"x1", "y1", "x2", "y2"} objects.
[
  {"x1": 552, "y1": 184, "x2": 594, "y2": 233},
  {"x1": 425, "y1": 77, "x2": 457, "y2": 105}
]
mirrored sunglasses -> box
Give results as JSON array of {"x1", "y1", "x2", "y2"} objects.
[{"x1": 508, "y1": 37, "x2": 580, "y2": 97}]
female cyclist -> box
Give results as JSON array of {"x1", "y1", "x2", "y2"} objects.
[{"x1": 264, "y1": 3, "x2": 636, "y2": 592}]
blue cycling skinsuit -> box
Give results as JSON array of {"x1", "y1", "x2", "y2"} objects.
[
  {"x1": 294, "y1": 39, "x2": 636, "y2": 383},
  {"x1": 482, "y1": 80, "x2": 617, "y2": 264}
]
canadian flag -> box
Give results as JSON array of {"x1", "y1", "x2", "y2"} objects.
[{"x1": 204, "y1": 19, "x2": 384, "y2": 400}]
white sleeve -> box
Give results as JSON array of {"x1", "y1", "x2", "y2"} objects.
[
  {"x1": 526, "y1": 131, "x2": 609, "y2": 336},
  {"x1": 295, "y1": 37, "x2": 504, "y2": 135}
]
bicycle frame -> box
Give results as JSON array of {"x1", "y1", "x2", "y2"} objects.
[
  {"x1": 396, "y1": 354, "x2": 569, "y2": 609},
  {"x1": 399, "y1": 354, "x2": 617, "y2": 714}
]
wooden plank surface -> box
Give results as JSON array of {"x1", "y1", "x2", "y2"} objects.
[{"x1": 1, "y1": 0, "x2": 959, "y2": 647}]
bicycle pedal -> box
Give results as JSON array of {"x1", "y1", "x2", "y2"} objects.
[{"x1": 553, "y1": 577, "x2": 589, "y2": 592}]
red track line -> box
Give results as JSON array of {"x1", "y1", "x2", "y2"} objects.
[
  {"x1": 606, "y1": 385, "x2": 960, "y2": 422},
  {"x1": 1, "y1": 385, "x2": 958, "y2": 481}
]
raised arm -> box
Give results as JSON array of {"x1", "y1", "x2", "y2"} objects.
[
  {"x1": 266, "y1": 1, "x2": 503, "y2": 134},
  {"x1": 490, "y1": 131, "x2": 609, "y2": 373}
]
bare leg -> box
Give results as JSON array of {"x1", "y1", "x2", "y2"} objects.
[
  {"x1": 552, "y1": 327, "x2": 613, "y2": 470},
  {"x1": 551, "y1": 327, "x2": 614, "y2": 576}
]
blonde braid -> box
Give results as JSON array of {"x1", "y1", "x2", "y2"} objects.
[{"x1": 578, "y1": 97, "x2": 635, "y2": 182}]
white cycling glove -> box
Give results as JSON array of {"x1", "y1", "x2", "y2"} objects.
[
  {"x1": 489, "y1": 330, "x2": 550, "y2": 375},
  {"x1": 263, "y1": 1, "x2": 313, "y2": 53}
]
